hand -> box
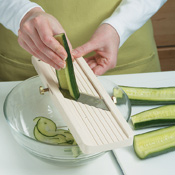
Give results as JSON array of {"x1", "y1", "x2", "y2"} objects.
[
  {"x1": 18, "y1": 7, "x2": 71, "y2": 70},
  {"x1": 72, "y1": 24, "x2": 120, "y2": 75}
]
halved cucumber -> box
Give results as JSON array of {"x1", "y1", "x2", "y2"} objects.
[
  {"x1": 134, "y1": 126, "x2": 175, "y2": 159},
  {"x1": 131, "y1": 105, "x2": 175, "y2": 129},
  {"x1": 118, "y1": 86, "x2": 175, "y2": 105},
  {"x1": 54, "y1": 33, "x2": 80, "y2": 100}
]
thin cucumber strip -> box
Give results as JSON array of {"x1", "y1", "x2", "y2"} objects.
[
  {"x1": 131, "y1": 105, "x2": 175, "y2": 129},
  {"x1": 33, "y1": 117, "x2": 76, "y2": 144},
  {"x1": 33, "y1": 116, "x2": 81, "y2": 157},
  {"x1": 134, "y1": 126, "x2": 175, "y2": 159},
  {"x1": 34, "y1": 126, "x2": 67, "y2": 144}
]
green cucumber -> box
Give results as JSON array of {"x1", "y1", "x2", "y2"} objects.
[
  {"x1": 131, "y1": 105, "x2": 175, "y2": 129},
  {"x1": 54, "y1": 33, "x2": 80, "y2": 100},
  {"x1": 118, "y1": 86, "x2": 175, "y2": 105},
  {"x1": 36, "y1": 117, "x2": 58, "y2": 137},
  {"x1": 33, "y1": 116, "x2": 82, "y2": 157},
  {"x1": 33, "y1": 117, "x2": 75, "y2": 144},
  {"x1": 113, "y1": 87, "x2": 123, "y2": 99},
  {"x1": 34, "y1": 126, "x2": 67, "y2": 144},
  {"x1": 134, "y1": 126, "x2": 175, "y2": 159}
]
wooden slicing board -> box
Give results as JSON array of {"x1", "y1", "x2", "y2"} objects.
[{"x1": 32, "y1": 56, "x2": 133, "y2": 154}]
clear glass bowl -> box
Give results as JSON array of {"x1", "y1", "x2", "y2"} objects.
[
  {"x1": 3, "y1": 76, "x2": 131, "y2": 166},
  {"x1": 98, "y1": 77, "x2": 131, "y2": 122}
]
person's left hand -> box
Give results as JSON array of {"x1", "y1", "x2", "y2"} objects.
[{"x1": 72, "y1": 23, "x2": 120, "y2": 75}]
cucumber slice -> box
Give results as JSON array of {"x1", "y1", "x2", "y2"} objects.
[
  {"x1": 33, "y1": 116, "x2": 81, "y2": 157},
  {"x1": 113, "y1": 87, "x2": 123, "y2": 98},
  {"x1": 33, "y1": 117, "x2": 76, "y2": 144},
  {"x1": 34, "y1": 126, "x2": 67, "y2": 144},
  {"x1": 54, "y1": 33, "x2": 80, "y2": 100},
  {"x1": 36, "y1": 117, "x2": 57, "y2": 137},
  {"x1": 134, "y1": 126, "x2": 175, "y2": 159},
  {"x1": 118, "y1": 86, "x2": 175, "y2": 105},
  {"x1": 33, "y1": 116, "x2": 42, "y2": 123},
  {"x1": 131, "y1": 105, "x2": 175, "y2": 129},
  {"x1": 53, "y1": 129, "x2": 74, "y2": 143}
]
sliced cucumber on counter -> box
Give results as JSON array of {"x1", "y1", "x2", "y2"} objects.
[
  {"x1": 134, "y1": 126, "x2": 175, "y2": 159},
  {"x1": 117, "y1": 86, "x2": 175, "y2": 105},
  {"x1": 131, "y1": 105, "x2": 175, "y2": 129},
  {"x1": 54, "y1": 33, "x2": 80, "y2": 100}
]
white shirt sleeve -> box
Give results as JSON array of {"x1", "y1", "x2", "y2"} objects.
[
  {"x1": 102, "y1": 0, "x2": 167, "y2": 47},
  {"x1": 0, "y1": 0, "x2": 43, "y2": 35}
]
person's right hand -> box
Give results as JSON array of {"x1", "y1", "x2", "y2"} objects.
[{"x1": 18, "y1": 7, "x2": 70, "y2": 70}]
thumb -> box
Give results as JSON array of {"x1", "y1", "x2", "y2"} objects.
[{"x1": 72, "y1": 40, "x2": 98, "y2": 58}]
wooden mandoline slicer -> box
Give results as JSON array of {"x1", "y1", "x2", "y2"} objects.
[{"x1": 32, "y1": 56, "x2": 133, "y2": 154}]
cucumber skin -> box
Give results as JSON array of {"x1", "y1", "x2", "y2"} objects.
[
  {"x1": 134, "y1": 136, "x2": 175, "y2": 160},
  {"x1": 61, "y1": 34, "x2": 80, "y2": 100},
  {"x1": 119, "y1": 86, "x2": 175, "y2": 105},
  {"x1": 133, "y1": 126, "x2": 175, "y2": 159},
  {"x1": 55, "y1": 34, "x2": 80, "y2": 100},
  {"x1": 133, "y1": 119, "x2": 175, "y2": 130},
  {"x1": 130, "y1": 100, "x2": 175, "y2": 105},
  {"x1": 131, "y1": 105, "x2": 175, "y2": 129}
]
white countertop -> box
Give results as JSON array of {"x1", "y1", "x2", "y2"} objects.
[{"x1": 1, "y1": 71, "x2": 175, "y2": 175}]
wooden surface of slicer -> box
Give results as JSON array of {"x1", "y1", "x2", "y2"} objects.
[{"x1": 32, "y1": 56, "x2": 133, "y2": 154}]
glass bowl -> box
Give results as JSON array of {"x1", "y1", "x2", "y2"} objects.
[
  {"x1": 98, "y1": 77, "x2": 131, "y2": 122},
  {"x1": 3, "y1": 76, "x2": 131, "y2": 166}
]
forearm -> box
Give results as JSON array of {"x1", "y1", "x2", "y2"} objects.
[
  {"x1": 0, "y1": 0, "x2": 43, "y2": 35},
  {"x1": 102, "y1": 0, "x2": 167, "y2": 47}
]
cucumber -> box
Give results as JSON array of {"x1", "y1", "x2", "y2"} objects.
[
  {"x1": 131, "y1": 105, "x2": 175, "y2": 129},
  {"x1": 134, "y1": 126, "x2": 175, "y2": 159},
  {"x1": 36, "y1": 117, "x2": 58, "y2": 137},
  {"x1": 113, "y1": 87, "x2": 123, "y2": 99},
  {"x1": 118, "y1": 86, "x2": 175, "y2": 105},
  {"x1": 34, "y1": 126, "x2": 67, "y2": 144},
  {"x1": 54, "y1": 33, "x2": 80, "y2": 100},
  {"x1": 33, "y1": 116, "x2": 82, "y2": 157},
  {"x1": 33, "y1": 117, "x2": 75, "y2": 144}
]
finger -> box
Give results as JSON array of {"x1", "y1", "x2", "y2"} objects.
[
  {"x1": 92, "y1": 57, "x2": 109, "y2": 75},
  {"x1": 18, "y1": 36, "x2": 64, "y2": 70},
  {"x1": 19, "y1": 30, "x2": 66, "y2": 69},
  {"x1": 18, "y1": 36, "x2": 37, "y2": 57},
  {"x1": 72, "y1": 40, "x2": 100, "y2": 58},
  {"x1": 33, "y1": 19, "x2": 67, "y2": 59},
  {"x1": 83, "y1": 56, "x2": 97, "y2": 69},
  {"x1": 84, "y1": 56, "x2": 96, "y2": 63},
  {"x1": 92, "y1": 65, "x2": 109, "y2": 76},
  {"x1": 26, "y1": 28, "x2": 66, "y2": 66},
  {"x1": 88, "y1": 60, "x2": 97, "y2": 70}
]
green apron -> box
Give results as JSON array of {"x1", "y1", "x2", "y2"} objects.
[{"x1": 0, "y1": 0, "x2": 160, "y2": 81}]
